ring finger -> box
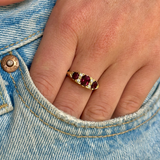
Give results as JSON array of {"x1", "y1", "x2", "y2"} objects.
[{"x1": 53, "y1": 48, "x2": 109, "y2": 118}]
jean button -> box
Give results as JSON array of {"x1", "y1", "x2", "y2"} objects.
[{"x1": 1, "y1": 55, "x2": 19, "y2": 73}]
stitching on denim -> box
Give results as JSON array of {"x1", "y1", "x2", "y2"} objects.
[
  {"x1": 0, "y1": 104, "x2": 8, "y2": 110},
  {"x1": 18, "y1": 66, "x2": 158, "y2": 129},
  {"x1": 9, "y1": 72, "x2": 160, "y2": 138},
  {"x1": 0, "y1": 88, "x2": 7, "y2": 110},
  {"x1": 0, "y1": 29, "x2": 43, "y2": 51},
  {"x1": 0, "y1": 90, "x2": 6, "y2": 104},
  {"x1": 0, "y1": 68, "x2": 7, "y2": 109}
]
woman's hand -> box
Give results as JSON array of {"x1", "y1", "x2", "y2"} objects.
[
  {"x1": 30, "y1": 0, "x2": 160, "y2": 121},
  {"x1": 3, "y1": 0, "x2": 160, "y2": 121}
]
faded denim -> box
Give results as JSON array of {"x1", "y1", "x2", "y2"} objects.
[{"x1": 0, "y1": 0, "x2": 160, "y2": 159}]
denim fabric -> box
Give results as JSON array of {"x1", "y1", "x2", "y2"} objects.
[{"x1": 1, "y1": 0, "x2": 160, "y2": 159}]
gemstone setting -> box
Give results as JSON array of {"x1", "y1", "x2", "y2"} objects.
[
  {"x1": 81, "y1": 75, "x2": 90, "y2": 86},
  {"x1": 67, "y1": 71, "x2": 99, "y2": 90},
  {"x1": 72, "y1": 72, "x2": 79, "y2": 80},
  {"x1": 76, "y1": 79, "x2": 81, "y2": 84},
  {"x1": 91, "y1": 81, "x2": 98, "y2": 90}
]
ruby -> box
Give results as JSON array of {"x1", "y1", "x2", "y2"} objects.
[
  {"x1": 81, "y1": 75, "x2": 90, "y2": 86},
  {"x1": 91, "y1": 81, "x2": 98, "y2": 90},
  {"x1": 72, "y1": 72, "x2": 79, "y2": 80}
]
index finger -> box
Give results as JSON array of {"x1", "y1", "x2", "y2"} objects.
[{"x1": 30, "y1": 3, "x2": 78, "y2": 103}]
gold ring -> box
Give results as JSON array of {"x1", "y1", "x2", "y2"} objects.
[{"x1": 67, "y1": 71, "x2": 99, "y2": 90}]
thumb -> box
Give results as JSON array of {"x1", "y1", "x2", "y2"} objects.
[{"x1": 0, "y1": 0, "x2": 24, "y2": 6}]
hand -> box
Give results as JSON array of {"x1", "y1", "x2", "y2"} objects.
[{"x1": 5, "y1": 0, "x2": 160, "y2": 121}]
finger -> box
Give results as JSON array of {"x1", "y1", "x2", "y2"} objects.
[
  {"x1": 81, "y1": 62, "x2": 140, "y2": 121},
  {"x1": 30, "y1": 6, "x2": 77, "y2": 103},
  {"x1": 53, "y1": 49, "x2": 106, "y2": 118},
  {"x1": 0, "y1": 0, "x2": 24, "y2": 6},
  {"x1": 112, "y1": 65, "x2": 160, "y2": 118}
]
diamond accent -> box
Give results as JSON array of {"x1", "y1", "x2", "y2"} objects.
[
  {"x1": 90, "y1": 78, "x2": 94, "y2": 84},
  {"x1": 86, "y1": 85, "x2": 91, "y2": 89},
  {"x1": 76, "y1": 79, "x2": 81, "y2": 84},
  {"x1": 79, "y1": 73, "x2": 83, "y2": 78}
]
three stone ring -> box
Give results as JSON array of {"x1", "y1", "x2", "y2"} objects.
[{"x1": 67, "y1": 71, "x2": 99, "y2": 90}]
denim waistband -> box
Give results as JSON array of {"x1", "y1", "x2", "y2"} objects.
[{"x1": 0, "y1": 0, "x2": 56, "y2": 55}]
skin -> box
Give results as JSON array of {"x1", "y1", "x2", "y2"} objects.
[
  {"x1": 0, "y1": 0, "x2": 23, "y2": 6},
  {"x1": 2, "y1": 0, "x2": 160, "y2": 121}
]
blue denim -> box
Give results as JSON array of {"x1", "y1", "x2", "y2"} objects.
[{"x1": 1, "y1": 0, "x2": 160, "y2": 159}]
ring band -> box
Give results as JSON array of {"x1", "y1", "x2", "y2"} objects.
[{"x1": 67, "y1": 71, "x2": 99, "y2": 90}]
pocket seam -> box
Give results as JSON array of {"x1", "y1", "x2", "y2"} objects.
[
  {"x1": 0, "y1": 91, "x2": 8, "y2": 111},
  {"x1": 0, "y1": 73, "x2": 13, "y2": 115},
  {"x1": 0, "y1": 29, "x2": 43, "y2": 52},
  {"x1": 0, "y1": 104, "x2": 8, "y2": 110}
]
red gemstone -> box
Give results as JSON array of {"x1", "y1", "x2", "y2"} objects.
[
  {"x1": 91, "y1": 81, "x2": 98, "y2": 90},
  {"x1": 81, "y1": 75, "x2": 90, "y2": 86},
  {"x1": 72, "y1": 72, "x2": 79, "y2": 80}
]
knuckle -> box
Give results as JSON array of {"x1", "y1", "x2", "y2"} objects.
[
  {"x1": 94, "y1": 34, "x2": 112, "y2": 53},
  {"x1": 58, "y1": 16, "x2": 78, "y2": 36},
  {"x1": 32, "y1": 72, "x2": 55, "y2": 101},
  {"x1": 55, "y1": 99, "x2": 77, "y2": 117},
  {"x1": 119, "y1": 96, "x2": 141, "y2": 112},
  {"x1": 58, "y1": 3, "x2": 93, "y2": 34},
  {"x1": 85, "y1": 101, "x2": 112, "y2": 121},
  {"x1": 91, "y1": 24, "x2": 120, "y2": 57}
]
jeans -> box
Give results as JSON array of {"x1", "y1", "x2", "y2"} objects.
[{"x1": 1, "y1": 0, "x2": 160, "y2": 159}]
